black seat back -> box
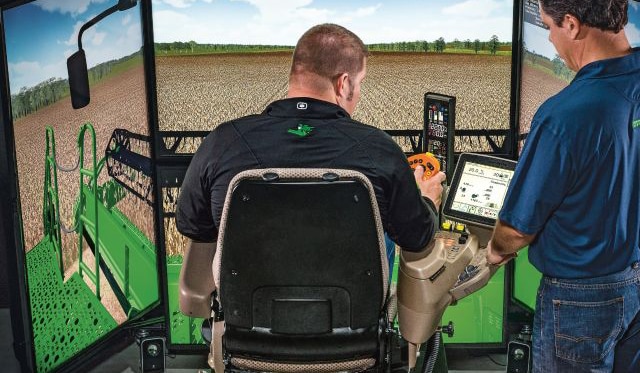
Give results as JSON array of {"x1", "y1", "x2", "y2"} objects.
[{"x1": 217, "y1": 169, "x2": 387, "y2": 362}]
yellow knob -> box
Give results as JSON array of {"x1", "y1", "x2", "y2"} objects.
[
  {"x1": 454, "y1": 223, "x2": 466, "y2": 232},
  {"x1": 441, "y1": 221, "x2": 452, "y2": 231}
]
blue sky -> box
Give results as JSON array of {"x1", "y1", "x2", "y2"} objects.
[
  {"x1": 151, "y1": 0, "x2": 515, "y2": 45},
  {"x1": 525, "y1": 1, "x2": 640, "y2": 60},
  {"x1": 4, "y1": 0, "x2": 143, "y2": 94}
]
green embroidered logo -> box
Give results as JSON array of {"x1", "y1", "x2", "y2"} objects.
[
  {"x1": 288, "y1": 123, "x2": 314, "y2": 137},
  {"x1": 633, "y1": 119, "x2": 640, "y2": 129}
]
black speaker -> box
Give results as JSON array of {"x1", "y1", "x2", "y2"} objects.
[
  {"x1": 139, "y1": 336, "x2": 165, "y2": 372},
  {"x1": 506, "y1": 340, "x2": 531, "y2": 373}
]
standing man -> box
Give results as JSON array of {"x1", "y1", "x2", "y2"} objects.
[
  {"x1": 176, "y1": 23, "x2": 445, "y2": 316},
  {"x1": 486, "y1": 0, "x2": 640, "y2": 371}
]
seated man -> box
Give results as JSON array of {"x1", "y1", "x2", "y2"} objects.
[{"x1": 176, "y1": 23, "x2": 444, "y2": 317}]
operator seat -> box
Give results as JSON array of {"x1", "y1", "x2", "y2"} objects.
[{"x1": 196, "y1": 168, "x2": 393, "y2": 372}]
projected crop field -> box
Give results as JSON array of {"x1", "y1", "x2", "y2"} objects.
[{"x1": 156, "y1": 52, "x2": 512, "y2": 136}]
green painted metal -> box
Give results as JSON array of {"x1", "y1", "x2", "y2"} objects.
[
  {"x1": 442, "y1": 267, "x2": 505, "y2": 344},
  {"x1": 76, "y1": 123, "x2": 102, "y2": 300},
  {"x1": 167, "y1": 256, "x2": 205, "y2": 344},
  {"x1": 25, "y1": 124, "x2": 160, "y2": 372},
  {"x1": 512, "y1": 247, "x2": 542, "y2": 311},
  {"x1": 81, "y1": 184, "x2": 158, "y2": 317},
  {"x1": 27, "y1": 237, "x2": 117, "y2": 373}
]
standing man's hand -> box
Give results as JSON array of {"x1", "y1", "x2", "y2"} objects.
[
  {"x1": 485, "y1": 240, "x2": 517, "y2": 266},
  {"x1": 415, "y1": 167, "x2": 446, "y2": 210}
]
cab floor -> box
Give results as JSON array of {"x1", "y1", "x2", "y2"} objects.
[{"x1": 1, "y1": 309, "x2": 507, "y2": 372}]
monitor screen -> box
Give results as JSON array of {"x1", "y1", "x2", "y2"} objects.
[
  {"x1": 151, "y1": 0, "x2": 516, "y2": 347},
  {"x1": 518, "y1": 0, "x2": 640, "y2": 152},
  {"x1": 443, "y1": 153, "x2": 516, "y2": 228},
  {"x1": 2, "y1": 0, "x2": 159, "y2": 371},
  {"x1": 152, "y1": 0, "x2": 514, "y2": 153}
]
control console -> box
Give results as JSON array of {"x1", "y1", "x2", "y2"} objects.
[{"x1": 398, "y1": 153, "x2": 517, "y2": 368}]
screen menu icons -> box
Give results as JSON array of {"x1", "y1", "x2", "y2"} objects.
[{"x1": 450, "y1": 161, "x2": 514, "y2": 221}]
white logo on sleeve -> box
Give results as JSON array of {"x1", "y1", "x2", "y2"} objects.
[{"x1": 297, "y1": 102, "x2": 308, "y2": 110}]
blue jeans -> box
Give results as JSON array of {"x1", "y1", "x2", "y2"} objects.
[
  {"x1": 533, "y1": 262, "x2": 640, "y2": 373},
  {"x1": 384, "y1": 233, "x2": 395, "y2": 278}
]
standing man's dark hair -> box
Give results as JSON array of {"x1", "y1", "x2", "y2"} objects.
[{"x1": 539, "y1": 0, "x2": 629, "y2": 32}]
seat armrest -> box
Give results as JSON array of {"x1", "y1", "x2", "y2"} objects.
[{"x1": 179, "y1": 240, "x2": 217, "y2": 318}]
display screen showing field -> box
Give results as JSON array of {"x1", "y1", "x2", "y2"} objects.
[
  {"x1": 3, "y1": 0, "x2": 159, "y2": 371},
  {"x1": 152, "y1": 0, "x2": 514, "y2": 154},
  {"x1": 450, "y1": 162, "x2": 514, "y2": 221},
  {"x1": 519, "y1": 0, "x2": 640, "y2": 150}
]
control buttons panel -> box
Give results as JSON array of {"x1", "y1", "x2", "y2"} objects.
[{"x1": 434, "y1": 231, "x2": 470, "y2": 262}]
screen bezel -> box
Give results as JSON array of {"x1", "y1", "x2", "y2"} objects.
[{"x1": 443, "y1": 153, "x2": 517, "y2": 228}]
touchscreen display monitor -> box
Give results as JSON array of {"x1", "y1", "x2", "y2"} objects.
[{"x1": 444, "y1": 153, "x2": 516, "y2": 227}]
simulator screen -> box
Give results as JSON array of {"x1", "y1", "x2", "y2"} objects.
[
  {"x1": 443, "y1": 154, "x2": 516, "y2": 228},
  {"x1": 3, "y1": 0, "x2": 158, "y2": 371},
  {"x1": 153, "y1": 0, "x2": 514, "y2": 150},
  {"x1": 152, "y1": 0, "x2": 515, "y2": 346},
  {"x1": 514, "y1": 0, "x2": 640, "y2": 312},
  {"x1": 519, "y1": 0, "x2": 640, "y2": 151}
]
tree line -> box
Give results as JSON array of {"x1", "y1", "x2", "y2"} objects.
[
  {"x1": 154, "y1": 42, "x2": 294, "y2": 55},
  {"x1": 368, "y1": 35, "x2": 509, "y2": 54},
  {"x1": 11, "y1": 51, "x2": 141, "y2": 121},
  {"x1": 523, "y1": 48, "x2": 574, "y2": 82},
  {"x1": 155, "y1": 35, "x2": 510, "y2": 56}
]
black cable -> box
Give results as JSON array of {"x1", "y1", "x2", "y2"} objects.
[{"x1": 421, "y1": 332, "x2": 442, "y2": 373}]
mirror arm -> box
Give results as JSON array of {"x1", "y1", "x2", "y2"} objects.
[{"x1": 77, "y1": 5, "x2": 118, "y2": 50}]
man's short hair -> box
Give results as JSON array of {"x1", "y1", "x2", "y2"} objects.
[
  {"x1": 540, "y1": 0, "x2": 629, "y2": 33},
  {"x1": 291, "y1": 23, "x2": 368, "y2": 81}
]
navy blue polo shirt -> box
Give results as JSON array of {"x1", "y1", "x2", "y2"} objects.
[
  {"x1": 500, "y1": 49, "x2": 640, "y2": 278},
  {"x1": 176, "y1": 97, "x2": 438, "y2": 252}
]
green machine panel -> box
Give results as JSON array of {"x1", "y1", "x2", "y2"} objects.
[
  {"x1": 441, "y1": 267, "x2": 505, "y2": 344},
  {"x1": 167, "y1": 256, "x2": 206, "y2": 345},
  {"x1": 512, "y1": 247, "x2": 542, "y2": 311}
]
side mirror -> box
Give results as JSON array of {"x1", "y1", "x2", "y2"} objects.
[
  {"x1": 67, "y1": 50, "x2": 90, "y2": 109},
  {"x1": 66, "y1": 0, "x2": 138, "y2": 109}
]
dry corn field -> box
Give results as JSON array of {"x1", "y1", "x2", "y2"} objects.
[
  {"x1": 156, "y1": 52, "x2": 513, "y2": 153},
  {"x1": 14, "y1": 64, "x2": 152, "y2": 323}
]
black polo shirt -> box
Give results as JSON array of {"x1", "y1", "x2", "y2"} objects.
[{"x1": 176, "y1": 97, "x2": 438, "y2": 252}]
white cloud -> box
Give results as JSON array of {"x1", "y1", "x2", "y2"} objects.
[
  {"x1": 151, "y1": 10, "x2": 194, "y2": 42},
  {"x1": 631, "y1": 2, "x2": 639, "y2": 11},
  {"x1": 158, "y1": 0, "x2": 199, "y2": 8},
  {"x1": 91, "y1": 31, "x2": 107, "y2": 46},
  {"x1": 65, "y1": 21, "x2": 85, "y2": 46},
  {"x1": 35, "y1": 0, "x2": 109, "y2": 16},
  {"x1": 152, "y1": 0, "x2": 513, "y2": 45},
  {"x1": 442, "y1": 0, "x2": 502, "y2": 18},
  {"x1": 354, "y1": 4, "x2": 381, "y2": 18},
  {"x1": 64, "y1": 15, "x2": 106, "y2": 48},
  {"x1": 83, "y1": 21, "x2": 143, "y2": 68},
  {"x1": 8, "y1": 60, "x2": 67, "y2": 94},
  {"x1": 122, "y1": 14, "x2": 132, "y2": 26}
]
